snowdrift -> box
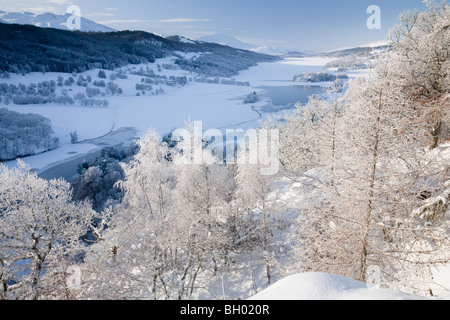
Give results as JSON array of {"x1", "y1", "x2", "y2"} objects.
[{"x1": 248, "y1": 273, "x2": 424, "y2": 300}]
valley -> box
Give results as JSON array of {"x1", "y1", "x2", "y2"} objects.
[{"x1": 3, "y1": 55, "x2": 351, "y2": 180}]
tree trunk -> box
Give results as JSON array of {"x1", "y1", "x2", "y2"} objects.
[
  {"x1": 330, "y1": 101, "x2": 338, "y2": 189},
  {"x1": 261, "y1": 195, "x2": 271, "y2": 284},
  {"x1": 358, "y1": 79, "x2": 384, "y2": 283},
  {"x1": 430, "y1": 121, "x2": 442, "y2": 150}
]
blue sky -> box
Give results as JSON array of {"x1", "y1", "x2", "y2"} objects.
[{"x1": 0, "y1": 0, "x2": 429, "y2": 51}]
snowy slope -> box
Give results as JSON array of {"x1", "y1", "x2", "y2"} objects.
[
  {"x1": 248, "y1": 273, "x2": 425, "y2": 300},
  {"x1": 318, "y1": 41, "x2": 391, "y2": 58},
  {"x1": 0, "y1": 11, "x2": 115, "y2": 32}
]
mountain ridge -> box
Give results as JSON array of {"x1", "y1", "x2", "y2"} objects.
[
  {"x1": 0, "y1": 11, "x2": 115, "y2": 33},
  {"x1": 196, "y1": 33, "x2": 255, "y2": 50}
]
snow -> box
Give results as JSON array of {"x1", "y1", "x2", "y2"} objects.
[
  {"x1": 431, "y1": 265, "x2": 450, "y2": 300},
  {"x1": 5, "y1": 103, "x2": 115, "y2": 144},
  {"x1": 248, "y1": 273, "x2": 425, "y2": 300},
  {"x1": 14, "y1": 143, "x2": 99, "y2": 175}
]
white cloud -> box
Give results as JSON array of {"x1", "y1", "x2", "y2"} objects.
[
  {"x1": 46, "y1": 0, "x2": 70, "y2": 4},
  {"x1": 85, "y1": 12, "x2": 116, "y2": 18},
  {"x1": 157, "y1": 18, "x2": 211, "y2": 23},
  {"x1": 97, "y1": 19, "x2": 150, "y2": 24}
]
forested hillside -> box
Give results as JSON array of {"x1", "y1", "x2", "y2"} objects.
[{"x1": 0, "y1": 22, "x2": 279, "y2": 76}]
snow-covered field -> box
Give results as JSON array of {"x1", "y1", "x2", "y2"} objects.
[{"x1": 3, "y1": 56, "x2": 343, "y2": 175}]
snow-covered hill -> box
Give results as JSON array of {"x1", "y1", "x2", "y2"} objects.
[
  {"x1": 318, "y1": 40, "x2": 391, "y2": 58},
  {"x1": 0, "y1": 11, "x2": 115, "y2": 32},
  {"x1": 248, "y1": 273, "x2": 425, "y2": 300}
]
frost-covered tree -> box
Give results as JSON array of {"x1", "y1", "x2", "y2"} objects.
[
  {"x1": 98, "y1": 70, "x2": 107, "y2": 79},
  {"x1": 70, "y1": 131, "x2": 79, "y2": 144},
  {"x1": 233, "y1": 125, "x2": 282, "y2": 285},
  {"x1": 70, "y1": 146, "x2": 134, "y2": 212},
  {"x1": 106, "y1": 82, "x2": 122, "y2": 95},
  {"x1": 243, "y1": 92, "x2": 258, "y2": 104},
  {"x1": 81, "y1": 129, "x2": 231, "y2": 300},
  {"x1": 80, "y1": 130, "x2": 174, "y2": 299},
  {"x1": 391, "y1": 0, "x2": 450, "y2": 148},
  {"x1": 235, "y1": 161, "x2": 276, "y2": 284},
  {"x1": 169, "y1": 123, "x2": 234, "y2": 294},
  {"x1": 0, "y1": 108, "x2": 59, "y2": 161},
  {"x1": 0, "y1": 161, "x2": 95, "y2": 300},
  {"x1": 276, "y1": 79, "x2": 345, "y2": 178},
  {"x1": 283, "y1": 3, "x2": 450, "y2": 296}
]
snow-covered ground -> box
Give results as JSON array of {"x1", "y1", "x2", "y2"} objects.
[{"x1": 248, "y1": 273, "x2": 425, "y2": 300}]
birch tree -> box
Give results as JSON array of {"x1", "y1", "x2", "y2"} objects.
[
  {"x1": 81, "y1": 128, "x2": 231, "y2": 300},
  {"x1": 81, "y1": 130, "x2": 176, "y2": 299},
  {"x1": 235, "y1": 163, "x2": 273, "y2": 284},
  {"x1": 0, "y1": 160, "x2": 95, "y2": 300},
  {"x1": 391, "y1": 0, "x2": 450, "y2": 149},
  {"x1": 234, "y1": 126, "x2": 282, "y2": 285}
]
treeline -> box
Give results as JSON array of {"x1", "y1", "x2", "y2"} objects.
[
  {"x1": 0, "y1": 23, "x2": 279, "y2": 77},
  {"x1": 0, "y1": 108, "x2": 58, "y2": 160},
  {"x1": 0, "y1": 78, "x2": 111, "y2": 107},
  {"x1": 323, "y1": 55, "x2": 374, "y2": 71},
  {"x1": 293, "y1": 72, "x2": 349, "y2": 83}
]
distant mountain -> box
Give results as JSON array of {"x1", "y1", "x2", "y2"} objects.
[
  {"x1": 0, "y1": 11, "x2": 115, "y2": 33},
  {"x1": 252, "y1": 45, "x2": 289, "y2": 55},
  {"x1": 318, "y1": 40, "x2": 392, "y2": 71},
  {"x1": 196, "y1": 34, "x2": 255, "y2": 50},
  {"x1": 195, "y1": 34, "x2": 316, "y2": 57},
  {"x1": 252, "y1": 45, "x2": 315, "y2": 57},
  {"x1": 318, "y1": 40, "x2": 391, "y2": 58}
]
